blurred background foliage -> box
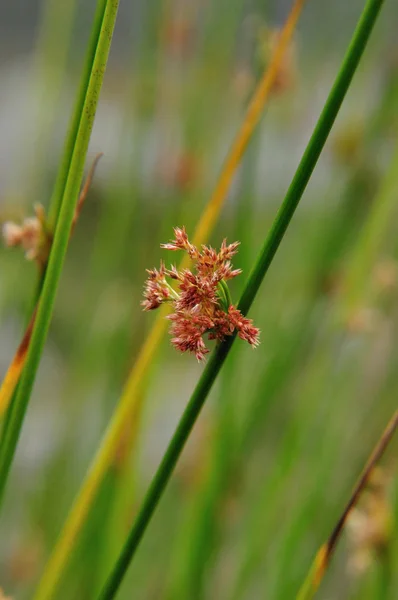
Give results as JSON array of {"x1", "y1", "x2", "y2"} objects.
[{"x1": 0, "y1": 0, "x2": 397, "y2": 598}]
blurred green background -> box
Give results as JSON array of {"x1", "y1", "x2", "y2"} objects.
[{"x1": 0, "y1": 0, "x2": 397, "y2": 598}]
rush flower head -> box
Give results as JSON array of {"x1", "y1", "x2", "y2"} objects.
[{"x1": 142, "y1": 227, "x2": 260, "y2": 360}]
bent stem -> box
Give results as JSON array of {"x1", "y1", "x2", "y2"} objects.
[
  {"x1": 0, "y1": 0, "x2": 120, "y2": 509},
  {"x1": 98, "y1": 0, "x2": 386, "y2": 597},
  {"x1": 33, "y1": 2, "x2": 307, "y2": 598},
  {"x1": 297, "y1": 409, "x2": 398, "y2": 600}
]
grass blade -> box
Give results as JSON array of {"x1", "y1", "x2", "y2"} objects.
[
  {"x1": 98, "y1": 0, "x2": 386, "y2": 597},
  {"x1": 0, "y1": 0, "x2": 108, "y2": 446}
]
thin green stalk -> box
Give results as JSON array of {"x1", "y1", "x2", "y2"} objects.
[
  {"x1": 0, "y1": 0, "x2": 120, "y2": 508},
  {"x1": 98, "y1": 1, "x2": 386, "y2": 597},
  {"x1": 168, "y1": 135, "x2": 260, "y2": 600},
  {"x1": 0, "y1": 0, "x2": 108, "y2": 458}
]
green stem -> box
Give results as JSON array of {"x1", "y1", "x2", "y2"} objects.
[
  {"x1": 0, "y1": 1, "x2": 107, "y2": 460},
  {"x1": 98, "y1": 1, "x2": 385, "y2": 597},
  {"x1": 99, "y1": 335, "x2": 235, "y2": 600},
  {"x1": 0, "y1": 0, "x2": 120, "y2": 509}
]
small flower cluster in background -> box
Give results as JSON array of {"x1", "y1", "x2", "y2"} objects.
[
  {"x1": 1, "y1": 154, "x2": 102, "y2": 272},
  {"x1": 2, "y1": 204, "x2": 51, "y2": 267},
  {"x1": 346, "y1": 466, "x2": 393, "y2": 576},
  {"x1": 142, "y1": 227, "x2": 260, "y2": 361}
]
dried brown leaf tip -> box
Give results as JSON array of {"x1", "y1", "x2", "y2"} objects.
[{"x1": 142, "y1": 227, "x2": 260, "y2": 361}]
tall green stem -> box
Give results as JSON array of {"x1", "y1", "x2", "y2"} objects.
[
  {"x1": 0, "y1": 0, "x2": 120, "y2": 508},
  {"x1": 0, "y1": 0, "x2": 109, "y2": 465},
  {"x1": 98, "y1": 0, "x2": 386, "y2": 597}
]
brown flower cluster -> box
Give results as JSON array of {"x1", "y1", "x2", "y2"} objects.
[{"x1": 142, "y1": 227, "x2": 260, "y2": 361}]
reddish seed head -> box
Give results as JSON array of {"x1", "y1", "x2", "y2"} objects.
[
  {"x1": 143, "y1": 228, "x2": 260, "y2": 360},
  {"x1": 228, "y1": 306, "x2": 260, "y2": 347},
  {"x1": 161, "y1": 226, "x2": 199, "y2": 260},
  {"x1": 141, "y1": 262, "x2": 173, "y2": 310}
]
